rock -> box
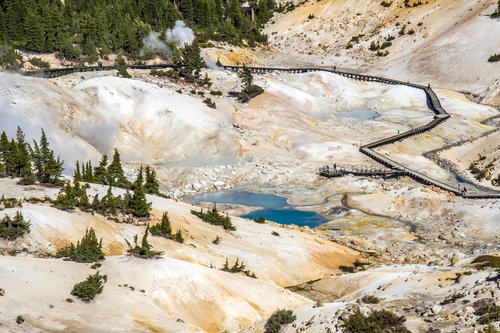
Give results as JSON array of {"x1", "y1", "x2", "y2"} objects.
[{"x1": 431, "y1": 305, "x2": 443, "y2": 315}]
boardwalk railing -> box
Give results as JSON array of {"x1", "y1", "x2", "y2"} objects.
[{"x1": 20, "y1": 64, "x2": 500, "y2": 199}]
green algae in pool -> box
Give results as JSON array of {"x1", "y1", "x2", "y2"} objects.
[{"x1": 190, "y1": 190, "x2": 329, "y2": 228}]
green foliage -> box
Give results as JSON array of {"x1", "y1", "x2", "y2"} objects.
[
  {"x1": 210, "y1": 90, "x2": 223, "y2": 96},
  {"x1": 481, "y1": 324, "x2": 500, "y2": 333},
  {"x1": 212, "y1": 235, "x2": 221, "y2": 244},
  {"x1": 125, "y1": 224, "x2": 163, "y2": 258},
  {"x1": 265, "y1": 309, "x2": 296, "y2": 333},
  {"x1": 150, "y1": 212, "x2": 184, "y2": 243},
  {"x1": 191, "y1": 205, "x2": 235, "y2": 230},
  {"x1": 31, "y1": 129, "x2": 64, "y2": 184},
  {"x1": 71, "y1": 272, "x2": 106, "y2": 302},
  {"x1": 238, "y1": 65, "x2": 264, "y2": 102},
  {"x1": 203, "y1": 97, "x2": 216, "y2": 108},
  {"x1": 144, "y1": 165, "x2": 160, "y2": 195},
  {"x1": 56, "y1": 228, "x2": 104, "y2": 263},
  {"x1": 380, "y1": 1, "x2": 392, "y2": 7},
  {"x1": 108, "y1": 149, "x2": 130, "y2": 187},
  {"x1": 29, "y1": 57, "x2": 50, "y2": 69},
  {"x1": 0, "y1": 44, "x2": 23, "y2": 70},
  {"x1": 253, "y1": 216, "x2": 266, "y2": 224},
  {"x1": 52, "y1": 181, "x2": 91, "y2": 211},
  {"x1": 488, "y1": 54, "x2": 500, "y2": 62},
  {"x1": 0, "y1": 127, "x2": 35, "y2": 182},
  {"x1": 0, "y1": 195, "x2": 22, "y2": 210},
  {"x1": 440, "y1": 293, "x2": 465, "y2": 305},
  {"x1": 16, "y1": 315, "x2": 24, "y2": 324},
  {"x1": 220, "y1": 257, "x2": 256, "y2": 278},
  {"x1": 475, "y1": 305, "x2": 500, "y2": 325},
  {"x1": 362, "y1": 295, "x2": 381, "y2": 304},
  {"x1": 172, "y1": 41, "x2": 207, "y2": 84},
  {"x1": 0, "y1": 211, "x2": 30, "y2": 240},
  {"x1": 115, "y1": 56, "x2": 131, "y2": 78},
  {"x1": 339, "y1": 265, "x2": 355, "y2": 273},
  {"x1": 344, "y1": 310, "x2": 410, "y2": 333},
  {"x1": 128, "y1": 166, "x2": 151, "y2": 218}
]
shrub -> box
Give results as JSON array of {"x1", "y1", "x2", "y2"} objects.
[
  {"x1": 191, "y1": 205, "x2": 235, "y2": 230},
  {"x1": 271, "y1": 231, "x2": 280, "y2": 237},
  {"x1": 56, "y1": 228, "x2": 104, "y2": 263},
  {"x1": 475, "y1": 305, "x2": 500, "y2": 325},
  {"x1": 440, "y1": 293, "x2": 465, "y2": 305},
  {"x1": 71, "y1": 272, "x2": 106, "y2": 302},
  {"x1": 362, "y1": 295, "x2": 381, "y2": 304},
  {"x1": 488, "y1": 54, "x2": 500, "y2": 62},
  {"x1": 210, "y1": 90, "x2": 223, "y2": 96},
  {"x1": 203, "y1": 97, "x2": 216, "y2": 108},
  {"x1": 265, "y1": 309, "x2": 296, "y2": 333},
  {"x1": 344, "y1": 310, "x2": 410, "y2": 333},
  {"x1": 16, "y1": 315, "x2": 24, "y2": 324},
  {"x1": 238, "y1": 66, "x2": 264, "y2": 102},
  {"x1": 481, "y1": 324, "x2": 500, "y2": 333},
  {"x1": 380, "y1": 0, "x2": 392, "y2": 7},
  {"x1": 0, "y1": 44, "x2": 23, "y2": 70},
  {"x1": 125, "y1": 224, "x2": 163, "y2": 259},
  {"x1": 212, "y1": 236, "x2": 221, "y2": 244},
  {"x1": 339, "y1": 265, "x2": 355, "y2": 273},
  {"x1": 253, "y1": 216, "x2": 266, "y2": 224},
  {"x1": 308, "y1": 13, "x2": 315, "y2": 19},
  {"x1": 0, "y1": 195, "x2": 22, "y2": 210},
  {"x1": 220, "y1": 257, "x2": 256, "y2": 278},
  {"x1": 0, "y1": 211, "x2": 30, "y2": 240},
  {"x1": 29, "y1": 57, "x2": 50, "y2": 69}
]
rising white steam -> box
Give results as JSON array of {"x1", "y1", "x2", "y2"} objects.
[
  {"x1": 166, "y1": 20, "x2": 195, "y2": 48},
  {"x1": 141, "y1": 20, "x2": 194, "y2": 57}
]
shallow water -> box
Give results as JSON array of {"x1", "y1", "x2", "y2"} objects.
[
  {"x1": 189, "y1": 190, "x2": 329, "y2": 228},
  {"x1": 338, "y1": 109, "x2": 380, "y2": 121}
]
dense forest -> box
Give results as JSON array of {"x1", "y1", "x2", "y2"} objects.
[{"x1": 0, "y1": 0, "x2": 275, "y2": 61}]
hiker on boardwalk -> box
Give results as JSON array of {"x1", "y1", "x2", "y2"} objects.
[
  {"x1": 334, "y1": 163, "x2": 337, "y2": 170},
  {"x1": 333, "y1": 65, "x2": 336, "y2": 71}
]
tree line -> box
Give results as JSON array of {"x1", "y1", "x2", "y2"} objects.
[
  {"x1": 0, "y1": 0, "x2": 276, "y2": 61},
  {"x1": 0, "y1": 127, "x2": 63, "y2": 185}
]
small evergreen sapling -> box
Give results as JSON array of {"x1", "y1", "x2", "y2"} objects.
[
  {"x1": 56, "y1": 228, "x2": 104, "y2": 263},
  {"x1": 126, "y1": 224, "x2": 163, "y2": 258},
  {"x1": 71, "y1": 272, "x2": 106, "y2": 302}
]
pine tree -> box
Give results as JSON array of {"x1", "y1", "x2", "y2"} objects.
[
  {"x1": 74, "y1": 161, "x2": 82, "y2": 182},
  {"x1": 238, "y1": 65, "x2": 264, "y2": 102},
  {"x1": 56, "y1": 228, "x2": 104, "y2": 262},
  {"x1": 0, "y1": 211, "x2": 30, "y2": 240},
  {"x1": 31, "y1": 129, "x2": 63, "y2": 184},
  {"x1": 94, "y1": 154, "x2": 108, "y2": 184},
  {"x1": 107, "y1": 149, "x2": 129, "y2": 187},
  {"x1": 128, "y1": 166, "x2": 151, "y2": 218},
  {"x1": 15, "y1": 126, "x2": 32, "y2": 179},
  {"x1": 150, "y1": 212, "x2": 172, "y2": 237},
  {"x1": 125, "y1": 224, "x2": 163, "y2": 258},
  {"x1": 173, "y1": 40, "x2": 206, "y2": 83},
  {"x1": 144, "y1": 165, "x2": 160, "y2": 195}
]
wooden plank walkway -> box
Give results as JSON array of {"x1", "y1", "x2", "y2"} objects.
[{"x1": 19, "y1": 64, "x2": 500, "y2": 199}]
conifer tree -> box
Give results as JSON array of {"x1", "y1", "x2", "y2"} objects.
[
  {"x1": 94, "y1": 154, "x2": 109, "y2": 185},
  {"x1": 31, "y1": 129, "x2": 63, "y2": 184},
  {"x1": 238, "y1": 65, "x2": 264, "y2": 102},
  {"x1": 74, "y1": 161, "x2": 82, "y2": 182},
  {"x1": 56, "y1": 228, "x2": 104, "y2": 262},
  {"x1": 150, "y1": 212, "x2": 172, "y2": 237},
  {"x1": 144, "y1": 165, "x2": 160, "y2": 195},
  {"x1": 108, "y1": 149, "x2": 129, "y2": 187},
  {"x1": 125, "y1": 224, "x2": 162, "y2": 258},
  {"x1": 128, "y1": 166, "x2": 151, "y2": 218},
  {"x1": 15, "y1": 126, "x2": 32, "y2": 180}
]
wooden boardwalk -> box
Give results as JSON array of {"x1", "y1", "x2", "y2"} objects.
[{"x1": 20, "y1": 64, "x2": 500, "y2": 199}]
